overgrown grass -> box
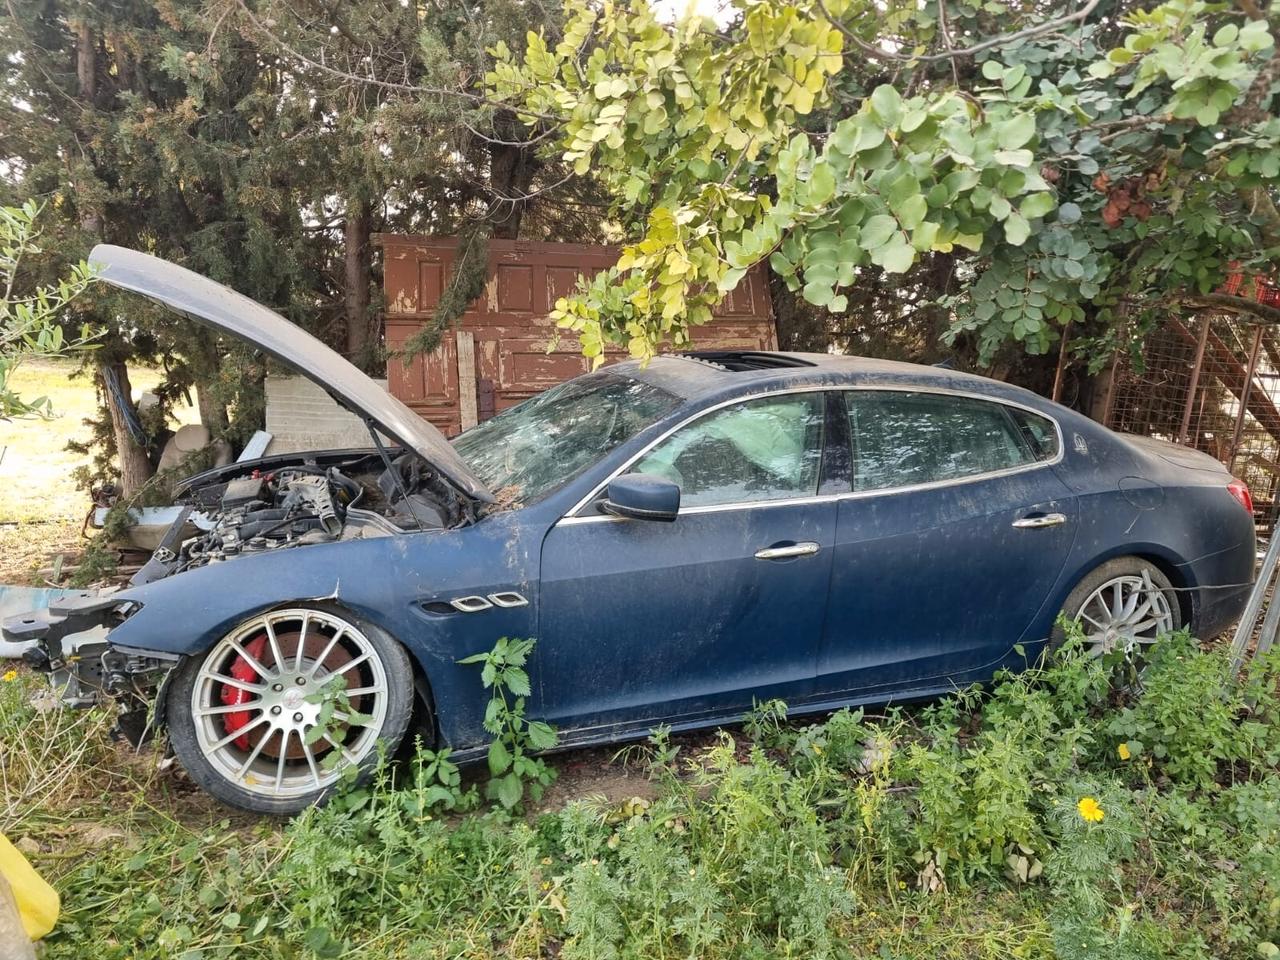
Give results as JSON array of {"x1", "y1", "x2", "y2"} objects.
[{"x1": 2, "y1": 629, "x2": 1279, "y2": 959}]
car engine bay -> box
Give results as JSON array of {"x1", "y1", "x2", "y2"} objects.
[
  {"x1": 1, "y1": 449, "x2": 476, "y2": 737},
  {"x1": 146, "y1": 451, "x2": 471, "y2": 580}
]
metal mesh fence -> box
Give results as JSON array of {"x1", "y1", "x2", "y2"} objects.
[{"x1": 1107, "y1": 316, "x2": 1280, "y2": 534}]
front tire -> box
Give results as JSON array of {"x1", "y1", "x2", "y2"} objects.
[
  {"x1": 167, "y1": 605, "x2": 414, "y2": 815},
  {"x1": 1051, "y1": 557, "x2": 1181, "y2": 660}
]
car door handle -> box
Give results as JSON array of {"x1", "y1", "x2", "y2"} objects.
[
  {"x1": 754, "y1": 542, "x2": 820, "y2": 560},
  {"x1": 1012, "y1": 513, "x2": 1067, "y2": 529}
]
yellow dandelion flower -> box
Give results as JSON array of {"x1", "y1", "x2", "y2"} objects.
[
  {"x1": 1117, "y1": 743, "x2": 1131, "y2": 761},
  {"x1": 2, "y1": 669, "x2": 17, "y2": 682},
  {"x1": 1077, "y1": 796, "x2": 1105, "y2": 823}
]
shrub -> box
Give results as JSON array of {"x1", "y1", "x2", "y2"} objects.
[
  {"x1": 1105, "y1": 634, "x2": 1280, "y2": 788},
  {"x1": 14, "y1": 631, "x2": 1280, "y2": 959}
]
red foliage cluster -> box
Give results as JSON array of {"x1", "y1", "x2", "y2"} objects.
[{"x1": 1093, "y1": 169, "x2": 1163, "y2": 228}]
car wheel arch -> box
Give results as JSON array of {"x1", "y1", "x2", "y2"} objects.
[
  {"x1": 1052, "y1": 545, "x2": 1195, "y2": 633},
  {"x1": 302, "y1": 600, "x2": 443, "y2": 743},
  {"x1": 157, "y1": 597, "x2": 441, "y2": 745}
]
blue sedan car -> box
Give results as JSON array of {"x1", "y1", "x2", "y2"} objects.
[{"x1": 6, "y1": 247, "x2": 1256, "y2": 813}]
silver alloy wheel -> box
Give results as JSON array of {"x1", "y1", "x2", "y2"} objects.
[
  {"x1": 1072, "y1": 572, "x2": 1175, "y2": 659},
  {"x1": 190, "y1": 608, "x2": 389, "y2": 800}
]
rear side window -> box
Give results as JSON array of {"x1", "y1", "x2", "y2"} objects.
[
  {"x1": 1007, "y1": 406, "x2": 1060, "y2": 461},
  {"x1": 847, "y1": 391, "x2": 1055, "y2": 492}
]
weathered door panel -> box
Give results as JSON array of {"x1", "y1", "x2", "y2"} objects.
[
  {"x1": 384, "y1": 242, "x2": 462, "y2": 436},
  {"x1": 537, "y1": 502, "x2": 835, "y2": 732},
  {"x1": 379, "y1": 236, "x2": 777, "y2": 435},
  {"x1": 817, "y1": 471, "x2": 1078, "y2": 697}
]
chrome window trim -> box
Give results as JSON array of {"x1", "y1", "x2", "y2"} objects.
[{"x1": 558, "y1": 383, "x2": 1064, "y2": 524}]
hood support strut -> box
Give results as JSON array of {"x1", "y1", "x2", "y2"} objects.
[{"x1": 365, "y1": 417, "x2": 427, "y2": 531}]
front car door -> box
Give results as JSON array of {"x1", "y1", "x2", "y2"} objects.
[
  {"x1": 538, "y1": 390, "x2": 837, "y2": 735},
  {"x1": 816, "y1": 388, "x2": 1078, "y2": 699}
]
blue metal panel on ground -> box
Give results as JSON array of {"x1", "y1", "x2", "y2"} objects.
[{"x1": 0, "y1": 587, "x2": 77, "y2": 658}]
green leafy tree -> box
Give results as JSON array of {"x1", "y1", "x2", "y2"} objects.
[
  {"x1": 0, "y1": 203, "x2": 95, "y2": 419},
  {"x1": 2, "y1": 0, "x2": 327, "y2": 490},
  {"x1": 488, "y1": 0, "x2": 1280, "y2": 373},
  {"x1": 236, "y1": 0, "x2": 614, "y2": 359},
  {"x1": 0, "y1": 0, "x2": 604, "y2": 494}
]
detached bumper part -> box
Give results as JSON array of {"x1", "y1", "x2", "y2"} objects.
[
  {"x1": 1, "y1": 594, "x2": 177, "y2": 743},
  {"x1": 2, "y1": 591, "x2": 126, "y2": 663}
]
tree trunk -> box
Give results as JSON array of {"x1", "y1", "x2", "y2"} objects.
[
  {"x1": 74, "y1": 19, "x2": 101, "y2": 237},
  {"x1": 344, "y1": 196, "x2": 373, "y2": 366},
  {"x1": 196, "y1": 384, "x2": 229, "y2": 434},
  {"x1": 99, "y1": 360, "x2": 154, "y2": 496},
  {"x1": 76, "y1": 20, "x2": 95, "y2": 101},
  {"x1": 190, "y1": 330, "x2": 229, "y2": 433},
  {"x1": 78, "y1": 20, "x2": 148, "y2": 492},
  {"x1": 769, "y1": 271, "x2": 828, "y2": 352},
  {"x1": 487, "y1": 112, "x2": 540, "y2": 240}
]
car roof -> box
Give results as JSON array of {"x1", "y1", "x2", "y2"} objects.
[{"x1": 621, "y1": 352, "x2": 1055, "y2": 412}]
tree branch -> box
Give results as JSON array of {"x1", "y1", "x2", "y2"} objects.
[
  {"x1": 1182, "y1": 293, "x2": 1280, "y2": 325},
  {"x1": 233, "y1": 0, "x2": 559, "y2": 123},
  {"x1": 813, "y1": 0, "x2": 1103, "y2": 64}
]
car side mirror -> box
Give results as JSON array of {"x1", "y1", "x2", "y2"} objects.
[{"x1": 601, "y1": 474, "x2": 681, "y2": 522}]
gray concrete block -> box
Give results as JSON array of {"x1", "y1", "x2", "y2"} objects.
[{"x1": 264, "y1": 376, "x2": 390, "y2": 453}]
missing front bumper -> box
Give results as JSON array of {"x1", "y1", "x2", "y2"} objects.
[{"x1": 2, "y1": 592, "x2": 179, "y2": 745}]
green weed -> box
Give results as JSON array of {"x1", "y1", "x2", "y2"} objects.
[
  {"x1": 2, "y1": 628, "x2": 1277, "y2": 959},
  {"x1": 458, "y1": 636, "x2": 559, "y2": 809}
]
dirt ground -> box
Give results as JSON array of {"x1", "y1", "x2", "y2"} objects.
[{"x1": 0, "y1": 358, "x2": 197, "y2": 584}]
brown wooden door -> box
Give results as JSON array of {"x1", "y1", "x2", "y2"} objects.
[{"x1": 380, "y1": 236, "x2": 777, "y2": 437}]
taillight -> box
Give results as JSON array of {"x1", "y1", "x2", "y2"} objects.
[{"x1": 1228, "y1": 478, "x2": 1254, "y2": 515}]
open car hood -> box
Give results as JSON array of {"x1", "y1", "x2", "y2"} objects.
[{"x1": 90, "y1": 245, "x2": 494, "y2": 503}]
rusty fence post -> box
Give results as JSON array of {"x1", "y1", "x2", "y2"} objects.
[
  {"x1": 1178, "y1": 314, "x2": 1211, "y2": 445},
  {"x1": 1230, "y1": 324, "x2": 1265, "y2": 463}
]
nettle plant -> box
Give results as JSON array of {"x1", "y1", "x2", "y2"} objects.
[
  {"x1": 459, "y1": 637, "x2": 560, "y2": 809},
  {"x1": 489, "y1": 0, "x2": 1279, "y2": 367}
]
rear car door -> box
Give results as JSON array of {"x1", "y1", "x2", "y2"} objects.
[
  {"x1": 815, "y1": 389, "x2": 1078, "y2": 698},
  {"x1": 537, "y1": 391, "x2": 836, "y2": 732}
]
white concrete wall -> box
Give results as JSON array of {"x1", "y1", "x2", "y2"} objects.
[{"x1": 264, "y1": 376, "x2": 388, "y2": 454}]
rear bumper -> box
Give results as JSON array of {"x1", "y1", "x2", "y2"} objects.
[
  {"x1": 1195, "y1": 582, "x2": 1253, "y2": 640},
  {"x1": 1179, "y1": 527, "x2": 1256, "y2": 640}
]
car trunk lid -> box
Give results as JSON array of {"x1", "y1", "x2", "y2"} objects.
[{"x1": 1120, "y1": 433, "x2": 1231, "y2": 475}]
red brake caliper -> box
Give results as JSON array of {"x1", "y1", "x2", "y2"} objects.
[{"x1": 221, "y1": 634, "x2": 269, "y2": 750}]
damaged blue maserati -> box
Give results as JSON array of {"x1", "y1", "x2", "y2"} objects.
[{"x1": 3, "y1": 245, "x2": 1257, "y2": 814}]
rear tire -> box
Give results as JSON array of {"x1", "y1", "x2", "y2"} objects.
[
  {"x1": 1051, "y1": 557, "x2": 1181, "y2": 659},
  {"x1": 167, "y1": 604, "x2": 415, "y2": 816}
]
